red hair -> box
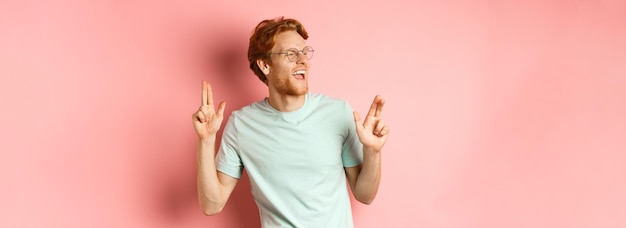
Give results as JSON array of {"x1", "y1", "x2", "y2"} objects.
[{"x1": 247, "y1": 17, "x2": 309, "y2": 84}]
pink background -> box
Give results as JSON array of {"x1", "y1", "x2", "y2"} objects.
[{"x1": 1, "y1": 0, "x2": 625, "y2": 227}]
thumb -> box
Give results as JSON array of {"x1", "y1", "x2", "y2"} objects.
[
  {"x1": 353, "y1": 111, "x2": 363, "y2": 131},
  {"x1": 217, "y1": 101, "x2": 227, "y2": 117}
]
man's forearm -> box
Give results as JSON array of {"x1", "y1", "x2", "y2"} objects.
[
  {"x1": 354, "y1": 147, "x2": 382, "y2": 204},
  {"x1": 196, "y1": 137, "x2": 225, "y2": 215}
]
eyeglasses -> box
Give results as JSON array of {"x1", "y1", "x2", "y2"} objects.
[{"x1": 269, "y1": 46, "x2": 314, "y2": 62}]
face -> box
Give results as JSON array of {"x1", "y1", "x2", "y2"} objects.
[{"x1": 261, "y1": 30, "x2": 310, "y2": 96}]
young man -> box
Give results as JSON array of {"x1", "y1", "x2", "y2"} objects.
[{"x1": 193, "y1": 17, "x2": 390, "y2": 227}]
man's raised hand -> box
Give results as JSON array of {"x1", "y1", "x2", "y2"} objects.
[
  {"x1": 192, "y1": 81, "x2": 226, "y2": 140},
  {"x1": 353, "y1": 95, "x2": 390, "y2": 153}
]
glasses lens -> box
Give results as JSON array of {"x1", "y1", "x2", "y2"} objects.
[
  {"x1": 284, "y1": 47, "x2": 314, "y2": 62},
  {"x1": 303, "y1": 47, "x2": 314, "y2": 60},
  {"x1": 286, "y1": 49, "x2": 298, "y2": 62}
]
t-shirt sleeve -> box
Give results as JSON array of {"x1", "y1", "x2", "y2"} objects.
[
  {"x1": 215, "y1": 115, "x2": 244, "y2": 179},
  {"x1": 341, "y1": 102, "x2": 364, "y2": 167}
]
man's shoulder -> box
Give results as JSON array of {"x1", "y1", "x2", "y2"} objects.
[
  {"x1": 308, "y1": 93, "x2": 349, "y2": 106},
  {"x1": 309, "y1": 93, "x2": 352, "y2": 109},
  {"x1": 228, "y1": 99, "x2": 267, "y2": 119}
]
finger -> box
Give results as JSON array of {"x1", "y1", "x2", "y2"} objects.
[
  {"x1": 380, "y1": 125, "x2": 390, "y2": 136},
  {"x1": 375, "y1": 96, "x2": 385, "y2": 117},
  {"x1": 202, "y1": 81, "x2": 208, "y2": 106},
  {"x1": 194, "y1": 110, "x2": 206, "y2": 123},
  {"x1": 206, "y1": 82, "x2": 214, "y2": 106},
  {"x1": 353, "y1": 112, "x2": 363, "y2": 131},
  {"x1": 374, "y1": 119, "x2": 385, "y2": 135},
  {"x1": 365, "y1": 96, "x2": 379, "y2": 117}
]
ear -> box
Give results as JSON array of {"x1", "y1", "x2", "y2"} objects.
[{"x1": 256, "y1": 59, "x2": 270, "y2": 75}]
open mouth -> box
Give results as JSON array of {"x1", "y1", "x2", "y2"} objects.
[{"x1": 292, "y1": 70, "x2": 306, "y2": 80}]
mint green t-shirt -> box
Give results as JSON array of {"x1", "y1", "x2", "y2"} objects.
[{"x1": 216, "y1": 93, "x2": 363, "y2": 228}]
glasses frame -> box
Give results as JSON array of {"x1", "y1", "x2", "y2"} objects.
[{"x1": 269, "y1": 46, "x2": 314, "y2": 62}]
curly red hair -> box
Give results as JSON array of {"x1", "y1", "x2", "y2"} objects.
[{"x1": 247, "y1": 17, "x2": 309, "y2": 85}]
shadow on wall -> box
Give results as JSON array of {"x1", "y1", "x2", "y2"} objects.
[
  {"x1": 143, "y1": 21, "x2": 264, "y2": 228},
  {"x1": 203, "y1": 24, "x2": 265, "y2": 228}
]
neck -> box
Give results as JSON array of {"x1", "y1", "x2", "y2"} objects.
[{"x1": 267, "y1": 92, "x2": 306, "y2": 112}]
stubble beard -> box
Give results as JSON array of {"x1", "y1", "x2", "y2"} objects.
[{"x1": 274, "y1": 77, "x2": 308, "y2": 96}]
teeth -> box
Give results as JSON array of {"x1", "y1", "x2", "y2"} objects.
[{"x1": 294, "y1": 70, "x2": 306, "y2": 74}]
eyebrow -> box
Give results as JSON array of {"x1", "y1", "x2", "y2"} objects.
[{"x1": 280, "y1": 46, "x2": 306, "y2": 52}]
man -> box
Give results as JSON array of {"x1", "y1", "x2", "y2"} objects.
[{"x1": 192, "y1": 17, "x2": 389, "y2": 227}]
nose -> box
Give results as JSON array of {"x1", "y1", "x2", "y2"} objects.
[{"x1": 295, "y1": 52, "x2": 308, "y2": 64}]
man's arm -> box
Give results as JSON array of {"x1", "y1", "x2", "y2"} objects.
[
  {"x1": 196, "y1": 138, "x2": 238, "y2": 215},
  {"x1": 345, "y1": 148, "x2": 381, "y2": 205},
  {"x1": 346, "y1": 95, "x2": 389, "y2": 205},
  {"x1": 192, "y1": 81, "x2": 238, "y2": 215}
]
